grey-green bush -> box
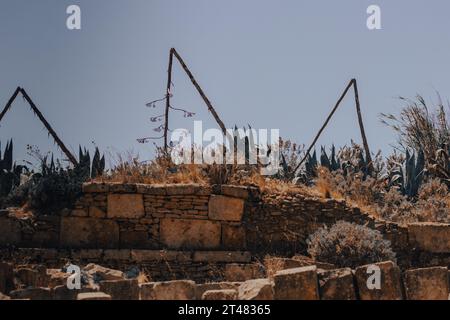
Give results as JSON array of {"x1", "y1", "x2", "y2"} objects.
[{"x1": 306, "y1": 221, "x2": 396, "y2": 268}]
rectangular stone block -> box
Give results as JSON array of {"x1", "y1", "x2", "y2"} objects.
[
  {"x1": 77, "y1": 292, "x2": 112, "y2": 300},
  {"x1": 354, "y1": 261, "x2": 403, "y2": 300},
  {"x1": 273, "y1": 266, "x2": 319, "y2": 300},
  {"x1": 264, "y1": 257, "x2": 305, "y2": 279},
  {"x1": 318, "y1": 268, "x2": 356, "y2": 300},
  {"x1": 202, "y1": 289, "x2": 237, "y2": 300},
  {"x1": 408, "y1": 223, "x2": 450, "y2": 253},
  {"x1": 221, "y1": 185, "x2": 250, "y2": 199},
  {"x1": 99, "y1": 279, "x2": 139, "y2": 300},
  {"x1": 140, "y1": 282, "x2": 156, "y2": 300},
  {"x1": 196, "y1": 282, "x2": 241, "y2": 300},
  {"x1": 165, "y1": 184, "x2": 204, "y2": 195},
  {"x1": 404, "y1": 267, "x2": 449, "y2": 300},
  {"x1": 193, "y1": 251, "x2": 251, "y2": 263},
  {"x1": 160, "y1": 218, "x2": 221, "y2": 249},
  {"x1": 107, "y1": 194, "x2": 144, "y2": 219},
  {"x1": 153, "y1": 280, "x2": 196, "y2": 300},
  {"x1": 224, "y1": 263, "x2": 265, "y2": 282},
  {"x1": 82, "y1": 182, "x2": 110, "y2": 193},
  {"x1": 60, "y1": 217, "x2": 119, "y2": 249},
  {"x1": 9, "y1": 288, "x2": 52, "y2": 300},
  {"x1": 238, "y1": 279, "x2": 274, "y2": 300},
  {"x1": 208, "y1": 195, "x2": 244, "y2": 222}
]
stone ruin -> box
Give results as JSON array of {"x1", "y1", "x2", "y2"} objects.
[{"x1": 0, "y1": 182, "x2": 449, "y2": 300}]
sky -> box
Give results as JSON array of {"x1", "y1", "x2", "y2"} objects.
[{"x1": 1, "y1": 0, "x2": 450, "y2": 168}]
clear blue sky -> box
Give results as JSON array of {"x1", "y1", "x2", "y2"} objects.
[{"x1": 1, "y1": 0, "x2": 450, "y2": 167}]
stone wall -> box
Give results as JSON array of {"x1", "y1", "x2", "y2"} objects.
[
  {"x1": 1, "y1": 183, "x2": 450, "y2": 269},
  {"x1": 0, "y1": 248, "x2": 251, "y2": 283},
  {"x1": 244, "y1": 192, "x2": 409, "y2": 256},
  {"x1": 1, "y1": 258, "x2": 448, "y2": 300}
]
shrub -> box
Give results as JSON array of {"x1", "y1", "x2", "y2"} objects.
[{"x1": 306, "y1": 221, "x2": 396, "y2": 268}]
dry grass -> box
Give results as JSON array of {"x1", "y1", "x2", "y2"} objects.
[{"x1": 312, "y1": 166, "x2": 450, "y2": 224}]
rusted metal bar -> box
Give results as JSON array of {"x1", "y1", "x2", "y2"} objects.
[
  {"x1": 20, "y1": 88, "x2": 78, "y2": 165},
  {"x1": 163, "y1": 48, "x2": 175, "y2": 151},
  {"x1": 352, "y1": 79, "x2": 373, "y2": 172},
  {"x1": 0, "y1": 87, "x2": 21, "y2": 123},
  {"x1": 294, "y1": 79, "x2": 354, "y2": 174},
  {"x1": 171, "y1": 48, "x2": 227, "y2": 135},
  {"x1": 294, "y1": 79, "x2": 372, "y2": 175}
]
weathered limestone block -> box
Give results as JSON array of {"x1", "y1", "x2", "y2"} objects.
[
  {"x1": 0, "y1": 217, "x2": 21, "y2": 245},
  {"x1": 99, "y1": 279, "x2": 139, "y2": 300},
  {"x1": 404, "y1": 267, "x2": 449, "y2": 300},
  {"x1": 107, "y1": 194, "x2": 144, "y2": 218},
  {"x1": 165, "y1": 184, "x2": 206, "y2": 196},
  {"x1": 0, "y1": 262, "x2": 14, "y2": 294},
  {"x1": 109, "y1": 183, "x2": 137, "y2": 193},
  {"x1": 77, "y1": 292, "x2": 112, "y2": 300},
  {"x1": 222, "y1": 224, "x2": 246, "y2": 249},
  {"x1": 137, "y1": 183, "x2": 167, "y2": 195},
  {"x1": 84, "y1": 263, "x2": 125, "y2": 281},
  {"x1": 318, "y1": 268, "x2": 356, "y2": 300},
  {"x1": 140, "y1": 282, "x2": 156, "y2": 300},
  {"x1": 208, "y1": 195, "x2": 244, "y2": 222},
  {"x1": 264, "y1": 257, "x2": 305, "y2": 278},
  {"x1": 238, "y1": 279, "x2": 274, "y2": 300},
  {"x1": 160, "y1": 218, "x2": 221, "y2": 249},
  {"x1": 82, "y1": 182, "x2": 110, "y2": 193},
  {"x1": 202, "y1": 289, "x2": 238, "y2": 300},
  {"x1": 221, "y1": 185, "x2": 250, "y2": 199},
  {"x1": 224, "y1": 263, "x2": 265, "y2": 282},
  {"x1": 193, "y1": 251, "x2": 251, "y2": 263},
  {"x1": 354, "y1": 261, "x2": 403, "y2": 300},
  {"x1": 153, "y1": 280, "x2": 196, "y2": 300},
  {"x1": 408, "y1": 223, "x2": 450, "y2": 253},
  {"x1": 195, "y1": 282, "x2": 241, "y2": 300},
  {"x1": 273, "y1": 266, "x2": 319, "y2": 300},
  {"x1": 9, "y1": 288, "x2": 52, "y2": 300},
  {"x1": 60, "y1": 217, "x2": 119, "y2": 248}
]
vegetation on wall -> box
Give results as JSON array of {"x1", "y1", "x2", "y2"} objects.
[{"x1": 307, "y1": 221, "x2": 396, "y2": 268}]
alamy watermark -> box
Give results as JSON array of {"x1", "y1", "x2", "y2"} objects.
[
  {"x1": 66, "y1": 264, "x2": 81, "y2": 290},
  {"x1": 366, "y1": 264, "x2": 381, "y2": 290},
  {"x1": 66, "y1": 5, "x2": 81, "y2": 30},
  {"x1": 367, "y1": 5, "x2": 381, "y2": 30},
  {"x1": 169, "y1": 121, "x2": 280, "y2": 176}
]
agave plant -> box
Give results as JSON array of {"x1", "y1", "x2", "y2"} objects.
[
  {"x1": 76, "y1": 146, "x2": 105, "y2": 179},
  {"x1": 320, "y1": 145, "x2": 340, "y2": 172},
  {"x1": 0, "y1": 140, "x2": 26, "y2": 198},
  {"x1": 385, "y1": 149, "x2": 425, "y2": 198}
]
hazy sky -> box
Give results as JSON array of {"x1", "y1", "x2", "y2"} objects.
[{"x1": 1, "y1": 0, "x2": 450, "y2": 167}]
